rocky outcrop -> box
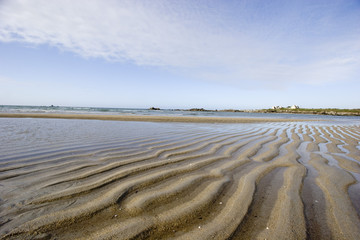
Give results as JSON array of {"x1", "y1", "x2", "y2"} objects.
[{"x1": 259, "y1": 108, "x2": 360, "y2": 116}]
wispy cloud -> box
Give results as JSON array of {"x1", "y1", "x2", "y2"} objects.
[{"x1": 1, "y1": 0, "x2": 359, "y2": 86}]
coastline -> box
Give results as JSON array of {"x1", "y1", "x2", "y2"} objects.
[
  {"x1": 163, "y1": 107, "x2": 360, "y2": 117},
  {"x1": 0, "y1": 113, "x2": 314, "y2": 123},
  {"x1": 255, "y1": 108, "x2": 360, "y2": 116}
]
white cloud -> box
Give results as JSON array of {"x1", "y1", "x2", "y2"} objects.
[{"x1": 0, "y1": 0, "x2": 359, "y2": 86}]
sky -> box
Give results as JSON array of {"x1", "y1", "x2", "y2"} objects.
[{"x1": 0, "y1": 0, "x2": 359, "y2": 110}]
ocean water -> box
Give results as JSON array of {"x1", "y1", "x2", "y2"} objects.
[{"x1": 1, "y1": 105, "x2": 360, "y2": 123}]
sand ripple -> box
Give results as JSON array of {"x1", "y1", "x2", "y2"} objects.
[{"x1": 0, "y1": 120, "x2": 360, "y2": 239}]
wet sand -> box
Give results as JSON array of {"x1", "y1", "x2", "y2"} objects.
[
  {"x1": 0, "y1": 117, "x2": 359, "y2": 239},
  {"x1": 0, "y1": 113, "x2": 312, "y2": 123}
]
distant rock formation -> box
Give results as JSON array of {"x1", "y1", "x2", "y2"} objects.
[
  {"x1": 188, "y1": 108, "x2": 209, "y2": 112},
  {"x1": 185, "y1": 108, "x2": 244, "y2": 112},
  {"x1": 149, "y1": 107, "x2": 160, "y2": 110},
  {"x1": 218, "y1": 109, "x2": 243, "y2": 112},
  {"x1": 260, "y1": 107, "x2": 360, "y2": 116}
]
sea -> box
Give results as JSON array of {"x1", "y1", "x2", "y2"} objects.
[{"x1": 1, "y1": 105, "x2": 360, "y2": 124}]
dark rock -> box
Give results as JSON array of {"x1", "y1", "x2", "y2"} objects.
[{"x1": 188, "y1": 108, "x2": 209, "y2": 112}]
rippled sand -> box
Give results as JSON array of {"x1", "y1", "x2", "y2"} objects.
[{"x1": 0, "y1": 117, "x2": 360, "y2": 239}]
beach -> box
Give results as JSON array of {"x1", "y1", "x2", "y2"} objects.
[
  {"x1": 1, "y1": 115, "x2": 360, "y2": 239},
  {"x1": 0, "y1": 113, "x2": 312, "y2": 123}
]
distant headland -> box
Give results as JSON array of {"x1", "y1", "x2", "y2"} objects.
[
  {"x1": 257, "y1": 107, "x2": 360, "y2": 116},
  {"x1": 149, "y1": 106, "x2": 360, "y2": 116}
]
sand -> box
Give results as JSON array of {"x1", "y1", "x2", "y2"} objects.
[
  {"x1": 0, "y1": 116, "x2": 359, "y2": 239},
  {"x1": 0, "y1": 113, "x2": 312, "y2": 123}
]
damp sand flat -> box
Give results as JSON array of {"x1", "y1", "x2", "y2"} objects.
[
  {"x1": 0, "y1": 117, "x2": 360, "y2": 239},
  {"x1": 0, "y1": 113, "x2": 312, "y2": 123}
]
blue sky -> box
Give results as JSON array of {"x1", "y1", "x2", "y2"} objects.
[{"x1": 0, "y1": 0, "x2": 359, "y2": 109}]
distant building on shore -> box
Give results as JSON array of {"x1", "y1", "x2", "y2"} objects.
[{"x1": 271, "y1": 105, "x2": 299, "y2": 110}]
